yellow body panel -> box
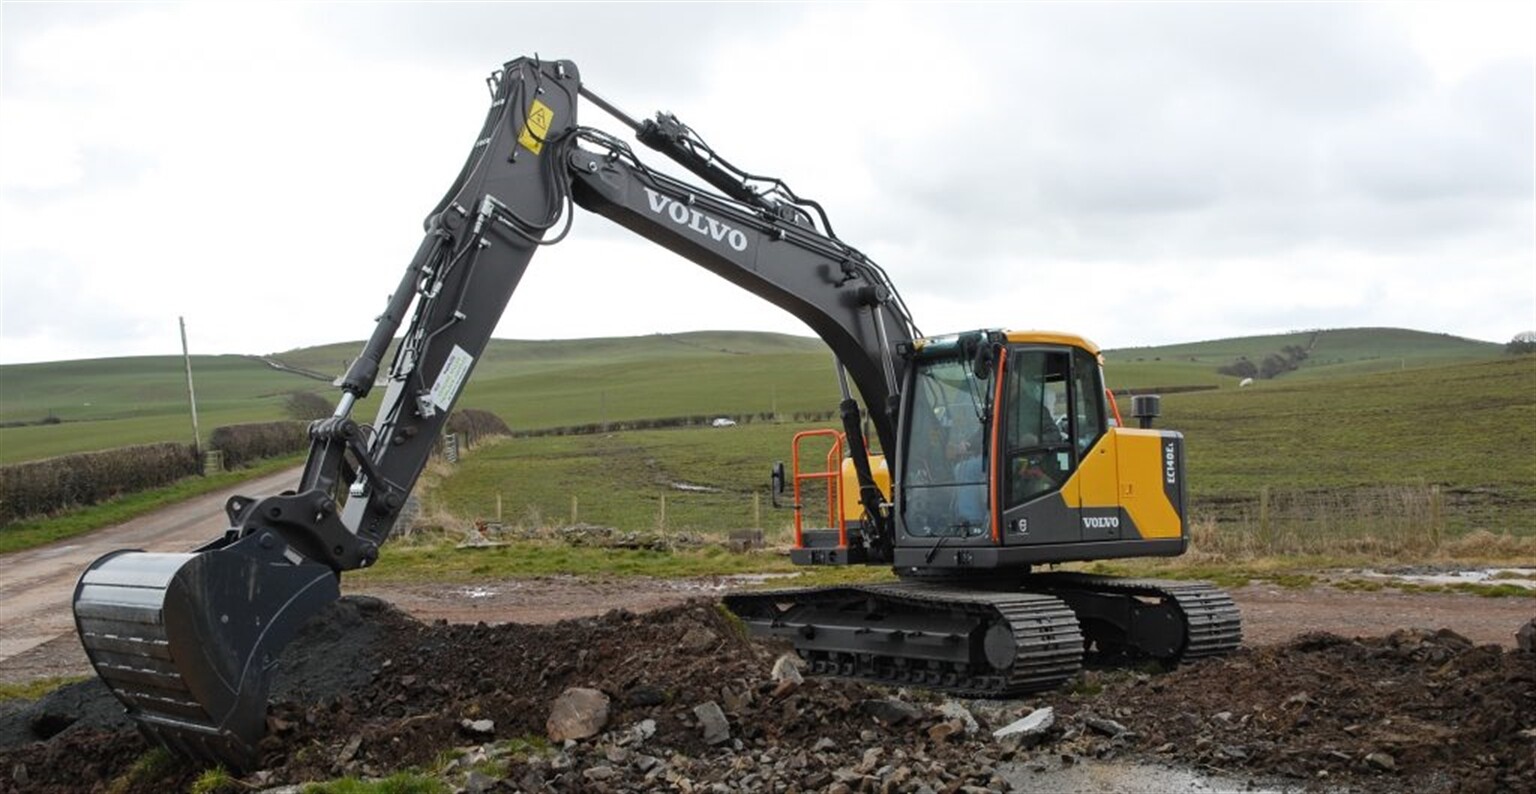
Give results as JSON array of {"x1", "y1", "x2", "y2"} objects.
[
  {"x1": 839, "y1": 454, "x2": 891, "y2": 523},
  {"x1": 1055, "y1": 429, "x2": 1183, "y2": 540},
  {"x1": 1112, "y1": 429, "x2": 1184, "y2": 539},
  {"x1": 1063, "y1": 432, "x2": 1121, "y2": 510}
]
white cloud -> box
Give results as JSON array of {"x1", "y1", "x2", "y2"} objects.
[{"x1": 1, "y1": 2, "x2": 1531, "y2": 365}]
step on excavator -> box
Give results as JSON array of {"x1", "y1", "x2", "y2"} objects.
[{"x1": 72, "y1": 56, "x2": 1240, "y2": 770}]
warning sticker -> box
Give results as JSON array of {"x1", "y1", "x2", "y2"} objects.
[
  {"x1": 517, "y1": 99, "x2": 555, "y2": 155},
  {"x1": 428, "y1": 345, "x2": 475, "y2": 411}
]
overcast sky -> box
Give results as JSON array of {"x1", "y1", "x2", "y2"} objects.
[{"x1": 1, "y1": 2, "x2": 1531, "y2": 365}]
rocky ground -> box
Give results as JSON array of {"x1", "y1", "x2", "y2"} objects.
[{"x1": 2, "y1": 597, "x2": 1532, "y2": 794}]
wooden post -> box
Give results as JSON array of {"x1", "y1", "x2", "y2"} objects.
[
  {"x1": 496, "y1": 493, "x2": 503, "y2": 522},
  {"x1": 571, "y1": 495, "x2": 579, "y2": 525},
  {"x1": 1258, "y1": 485, "x2": 1271, "y2": 553},
  {"x1": 753, "y1": 492, "x2": 761, "y2": 530}
]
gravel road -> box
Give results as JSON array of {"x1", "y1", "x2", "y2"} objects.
[{"x1": 0, "y1": 466, "x2": 303, "y2": 676}]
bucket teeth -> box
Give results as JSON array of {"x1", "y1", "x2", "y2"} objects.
[{"x1": 72, "y1": 539, "x2": 339, "y2": 771}]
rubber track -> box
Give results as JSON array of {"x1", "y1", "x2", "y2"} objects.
[
  {"x1": 1029, "y1": 572, "x2": 1243, "y2": 661},
  {"x1": 727, "y1": 583, "x2": 1083, "y2": 696}
]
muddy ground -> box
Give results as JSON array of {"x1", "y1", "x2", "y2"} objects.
[{"x1": 1, "y1": 590, "x2": 1532, "y2": 794}]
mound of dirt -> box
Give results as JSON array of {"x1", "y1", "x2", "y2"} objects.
[
  {"x1": 1, "y1": 599, "x2": 1531, "y2": 794},
  {"x1": 1080, "y1": 628, "x2": 1536, "y2": 794}
]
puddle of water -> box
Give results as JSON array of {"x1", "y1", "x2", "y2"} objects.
[
  {"x1": 667, "y1": 572, "x2": 803, "y2": 593},
  {"x1": 724, "y1": 572, "x2": 801, "y2": 585},
  {"x1": 459, "y1": 587, "x2": 498, "y2": 599},
  {"x1": 1356, "y1": 567, "x2": 1536, "y2": 590},
  {"x1": 998, "y1": 759, "x2": 1327, "y2": 793},
  {"x1": 670, "y1": 482, "x2": 720, "y2": 493}
]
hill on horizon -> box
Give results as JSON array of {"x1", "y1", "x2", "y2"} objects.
[{"x1": 0, "y1": 327, "x2": 1510, "y2": 464}]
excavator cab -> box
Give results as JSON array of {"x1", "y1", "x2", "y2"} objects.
[{"x1": 886, "y1": 329, "x2": 1191, "y2": 572}]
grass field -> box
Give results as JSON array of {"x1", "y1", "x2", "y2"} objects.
[
  {"x1": 2, "y1": 328, "x2": 1527, "y2": 579},
  {"x1": 0, "y1": 355, "x2": 328, "y2": 464},
  {"x1": 425, "y1": 421, "x2": 831, "y2": 538},
  {"x1": 1166, "y1": 355, "x2": 1536, "y2": 531},
  {"x1": 2, "y1": 328, "x2": 1502, "y2": 466},
  {"x1": 421, "y1": 354, "x2": 1536, "y2": 555},
  {"x1": 0, "y1": 333, "x2": 842, "y2": 464}
]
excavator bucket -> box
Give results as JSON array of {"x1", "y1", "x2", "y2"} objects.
[{"x1": 72, "y1": 535, "x2": 339, "y2": 771}]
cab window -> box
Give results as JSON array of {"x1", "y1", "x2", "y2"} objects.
[
  {"x1": 1003, "y1": 350, "x2": 1071, "y2": 507},
  {"x1": 1071, "y1": 347, "x2": 1106, "y2": 454}
]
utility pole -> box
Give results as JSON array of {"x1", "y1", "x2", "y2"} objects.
[{"x1": 180, "y1": 316, "x2": 201, "y2": 456}]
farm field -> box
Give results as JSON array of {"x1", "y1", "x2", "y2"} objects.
[
  {"x1": 4, "y1": 327, "x2": 1522, "y2": 546},
  {"x1": 425, "y1": 354, "x2": 1536, "y2": 547},
  {"x1": 0, "y1": 327, "x2": 1502, "y2": 465},
  {"x1": 0, "y1": 355, "x2": 327, "y2": 464}
]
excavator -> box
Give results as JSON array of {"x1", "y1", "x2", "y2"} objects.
[{"x1": 71, "y1": 56, "x2": 1240, "y2": 770}]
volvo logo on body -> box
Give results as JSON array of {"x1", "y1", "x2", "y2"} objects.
[
  {"x1": 1082, "y1": 516, "x2": 1120, "y2": 530},
  {"x1": 643, "y1": 187, "x2": 750, "y2": 252}
]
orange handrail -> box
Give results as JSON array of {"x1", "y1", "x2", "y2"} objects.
[
  {"x1": 1105, "y1": 386, "x2": 1124, "y2": 428},
  {"x1": 790, "y1": 429, "x2": 845, "y2": 549}
]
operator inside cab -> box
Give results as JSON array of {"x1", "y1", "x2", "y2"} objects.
[
  {"x1": 901, "y1": 335, "x2": 1115, "y2": 541},
  {"x1": 902, "y1": 355, "x2": 991, "y2": 538}
]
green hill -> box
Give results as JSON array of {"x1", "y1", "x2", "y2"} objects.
[
  {"x1": 269, "y1": 331, "x2": 839, "y2": 434},
  {"x1": 0, "y1": 327, "x2": 1510, "y2": 466},
  {"x1": 269, "y1": 331, "x2": 827, "y2": 381},
  {"x1": 0, "y1": 332, "x2": 838, "y2": 464},
  {"x1": 1103, "y1": 327, "x2": 1498, "y2": 390},
  {"x1": 0, "y1": 355, "x2": 330, "y2": 464}
]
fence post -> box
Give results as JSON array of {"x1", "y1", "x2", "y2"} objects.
[{"x1": 1258, "y1": 485, "x2": 1271, "y2": 553}]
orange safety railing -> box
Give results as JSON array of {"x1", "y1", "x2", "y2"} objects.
[
  {"x1": 790, "y1": 429, "x2": 846, "y2": 549},
  {"x1": 1105, "y1": 387, "x2": 1125, "y2": 428}
]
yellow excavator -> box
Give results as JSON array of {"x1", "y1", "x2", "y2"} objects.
[{"x1": 71, "y1": 56, "x2": 1239, "y2": 769}]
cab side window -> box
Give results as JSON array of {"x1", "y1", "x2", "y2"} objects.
[
  {"x1": 1004, "y1": 350, "x2": 1071, "y2": 507},
  {"x1": 1071, "y1": 348, "x2": 1106, "y2": 454}
]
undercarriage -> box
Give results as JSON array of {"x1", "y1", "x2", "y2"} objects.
[{"x1": 723, "y1": 573, "x2": 1241, "y2": 695}]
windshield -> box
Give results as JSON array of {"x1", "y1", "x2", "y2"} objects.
[{"x1": 901, "y1": 357, "x2": 990, "y2": 538}]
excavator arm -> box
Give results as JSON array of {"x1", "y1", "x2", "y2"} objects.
[{"x1": 72, "y1": 56, "x2": 916, "y2": 769}]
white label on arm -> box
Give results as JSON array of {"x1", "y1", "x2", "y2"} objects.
[{"x1": 428, "y1": 345, "x2": 474, "y2": 411}]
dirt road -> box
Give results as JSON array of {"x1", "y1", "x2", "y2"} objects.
[
  {"x1": 343, "y1": 575, "x2": 1535, "y2": 648},
  {"x1": 0, "y1": 466, "x2": 303, "y2": 675}
]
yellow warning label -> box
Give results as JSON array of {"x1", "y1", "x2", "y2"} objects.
[{"x1": 517, "y1": 99, "x2": 554, "y2": 155}]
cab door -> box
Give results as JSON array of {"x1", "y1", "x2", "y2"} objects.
[
  {"x1": 996, "y1": 348, "x2": 1078, "y2": 545},
  {"x1": 996, "y1": 346, "x2": 1118, "y2": 546},
  {"x1": 1068, "y1": 347, "x2": 1121, "y2": 542}
]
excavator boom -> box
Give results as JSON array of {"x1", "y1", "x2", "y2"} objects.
[{"x1": 71, "y1": 56, "x2": 919, "y2": 770}]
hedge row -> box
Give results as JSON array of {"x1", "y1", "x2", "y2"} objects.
[
  {"x1": 444, "y1": 408, "x2": 512, "y2": 450},
  {"x1": 209, "y1": 421, "x2": 310, "y2": 469},
  {"x1": 0, "y1": 442, "x2": 199, "y2": 526}
]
